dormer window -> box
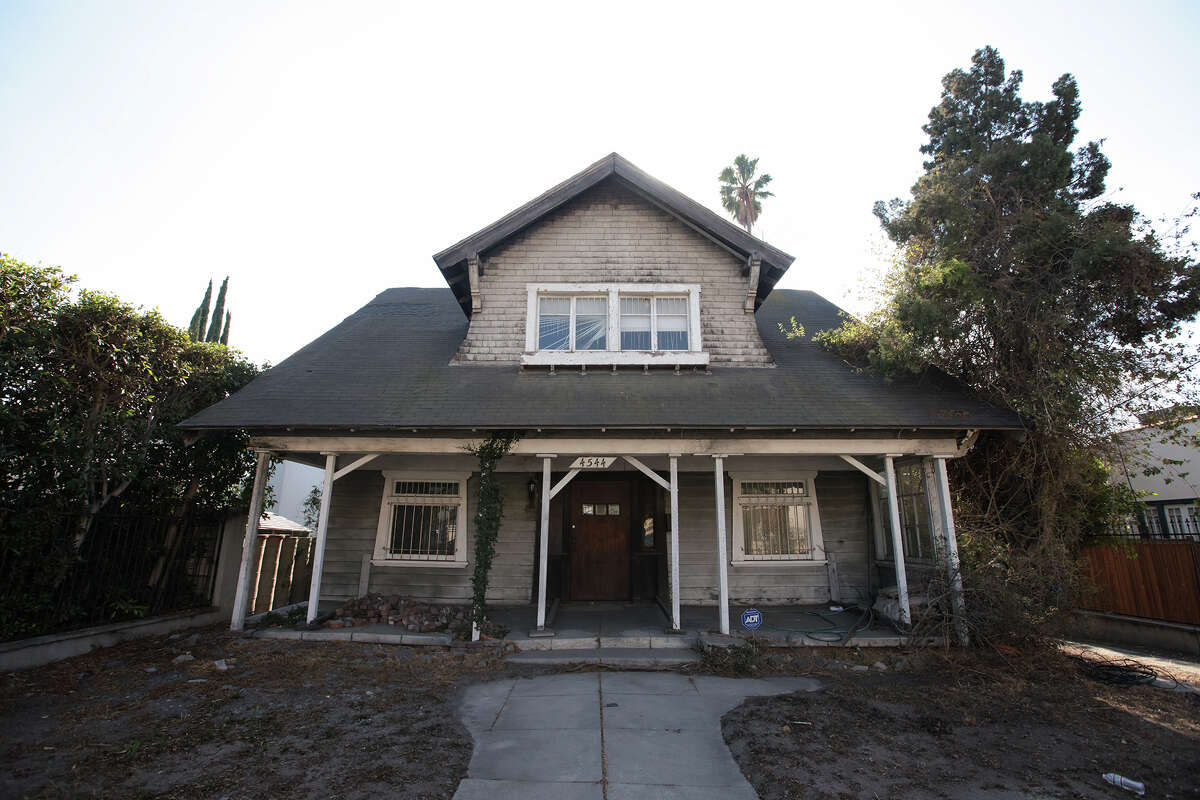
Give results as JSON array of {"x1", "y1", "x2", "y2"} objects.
[{"x1": 523, "y1": 283, "x2": 707, "y2": 367}]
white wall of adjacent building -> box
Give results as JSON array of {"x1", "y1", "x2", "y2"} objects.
[{"x1": 269, "y1": 459, "x2": 324, "y2": 526}]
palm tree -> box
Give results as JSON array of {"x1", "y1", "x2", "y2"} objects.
[{"x1": 719, "y1": 155, "x2": 773, "y2": 233}]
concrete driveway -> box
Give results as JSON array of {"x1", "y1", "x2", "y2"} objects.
[{"x1": 453, "y1": 671, "x2": 822, "y2": 799}]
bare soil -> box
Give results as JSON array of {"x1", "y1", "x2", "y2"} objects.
[
  {"x1": 0, "y1": 625, "x2": 511, "y2": 799},
  {"x1": 722, "y1": 647, "x2": 1200, "y2": 800}
]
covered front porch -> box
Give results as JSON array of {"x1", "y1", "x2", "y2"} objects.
[{"x1": 227, "y1": 433, "x2": 971, "y2": 645}]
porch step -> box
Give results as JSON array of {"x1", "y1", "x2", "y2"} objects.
[{"x1": 506, "y1": 647, "x2": 700, "y2": 668}]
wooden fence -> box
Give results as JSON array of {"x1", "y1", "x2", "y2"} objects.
[
  {"x1": 1079, "y1": 539, "x2": 1200, "y2": 625},
  {"x1": 250, "y1": 534, "x2": 315, "y2": 615}
]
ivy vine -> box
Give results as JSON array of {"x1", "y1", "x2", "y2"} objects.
[{"x1": 468, "y1": 431, "x2": 521, "y2": 630}]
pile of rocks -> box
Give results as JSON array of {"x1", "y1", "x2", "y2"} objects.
[{"x1": 326, "y1": 594, "x2": 471, "y2": 636}]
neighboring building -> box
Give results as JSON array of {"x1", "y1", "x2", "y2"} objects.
[
  {"x1": 1112, "y1": 416, "x2": 1200, "y2": 538},
  {"x1": 268, "y1": 459, "x2": 323, "y2": 526},
  {"x1": 184, "y1": 154, "x2": 1020, "y2": 636}
]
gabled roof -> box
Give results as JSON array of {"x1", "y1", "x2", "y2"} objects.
[
  {"x1": 433, "y1": 153, "x2": 796, "y2": 317},
  {"x1": 181, "y1": 287, "x2": 1021, "y2": 432}
]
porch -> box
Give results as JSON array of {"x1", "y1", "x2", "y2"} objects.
[
  {"x1": 493, "y1": 602, "x2": 909, "y2": 649},
  {"x1": 227, "y1": 434, "x2": 972, "y2": 644}
]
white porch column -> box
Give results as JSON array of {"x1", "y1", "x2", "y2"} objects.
[
  {"x1": 306, "y1": 453, "x2": 337, "y2": 624},
  {"x1": 536, "y1": 454, "x2": 553, "y2": 631},
  {"x1": 883, "y1": 456, "x2": 912, "y2": 626},
  {"x1": 231, "y1": 450, "x2": 271, "y2": 631},
  {"x1": 713, "y1": 455, "x2": 730, "y2": 635},
  {"x1": 934, "y1": 457, "x2": 968, "y2": 645},
  {"x1": 669, "y1": 454, "x2": 681, "y2": 631}
]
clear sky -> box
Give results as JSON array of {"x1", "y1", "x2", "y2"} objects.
[{"x1": 2, "y1": 0, "x2": 1198, "y2": 366}]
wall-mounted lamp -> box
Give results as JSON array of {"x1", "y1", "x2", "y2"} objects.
[{"x1": 526, "y1": 475, "x2": 539, "y2": 510}]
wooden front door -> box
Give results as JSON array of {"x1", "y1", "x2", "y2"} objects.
[{"x1": 569, "y1": 480, "x2": 631, "y2": 601}]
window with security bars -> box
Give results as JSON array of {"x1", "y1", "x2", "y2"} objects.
[
  {"x1": 387, "y1": 504, "x2": 458, "y2": 558},
  {"x1": 394, "y1": 480, "x2": 459, "y2": 496},
  {"x1": 375, "y1": 475, "x2": 469, "y2": 563},
  {"x1": 737, "y1": 480, "x2": 813, "y2": 560}
]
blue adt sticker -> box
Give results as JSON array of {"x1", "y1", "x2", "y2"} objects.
[{"x1": 741, "y1": 608, "x2": 763, "y2": 630}]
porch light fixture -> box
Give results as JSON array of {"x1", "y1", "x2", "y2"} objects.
[{"x1": 526, "y1": 475, "x2": 539, "y2": 510}]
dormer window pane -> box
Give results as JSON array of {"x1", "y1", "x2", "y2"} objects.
[
  {"x1": 538, "y1": 297, "x2": 570, "y2": 350},
  {"x1": 575, "y1": 297, "x2": 608, "y2": 351},
  {"x1": 620, "y1": 297, "x2": 651, "y2": 350},
  {"x1": 656, "y1": 297, "x2": 689, "y2": 350}
]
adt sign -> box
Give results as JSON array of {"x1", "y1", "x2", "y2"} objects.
[{"x1": 741, "y1": 608, "x2": 763, "y2": 631}]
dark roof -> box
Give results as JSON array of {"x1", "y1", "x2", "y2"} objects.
[
  {"x1": 182, "y1": 288, "x2": 1020, "y2": 432},
  {"x1": 433, "y1": 153, "x2": 796, "y2": 317}
]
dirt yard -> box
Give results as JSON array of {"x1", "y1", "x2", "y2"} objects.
[
  {"x1": 0, "y1": 625, "x2": 509, "y2": 799},
  {"x1": 3, "y1": 629, "x2": 1199, "y2": 800},
  {"x1": 722, "y1": 647, "x2": 1200, "y2": 800}
]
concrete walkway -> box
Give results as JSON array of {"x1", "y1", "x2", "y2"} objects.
[{"x1": 453, "y1": 671, "x2": 822, "y2": 799}]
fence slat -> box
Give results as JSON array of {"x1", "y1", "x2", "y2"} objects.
[{"x1": 1079, "y1": 540, "x2": 1200, "y2": 625}]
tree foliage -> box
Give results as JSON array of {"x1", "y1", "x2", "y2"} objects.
[
  {"x1": 188, "y1": 276, "x2": 232, "y2": 344},
  {"x1": 719, "y1": 155, "x2": 774, "y2": 233},
  {"x1": 0, "y1": 255, "x2": 262, "y2": 637},
  {"x1": 814, "y1": 47, "x2": 1200, "y2": 641}
]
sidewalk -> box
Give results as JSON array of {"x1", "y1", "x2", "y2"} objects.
[{"x1": 453, "y1": 671, "x2": 821, "y2": 799}]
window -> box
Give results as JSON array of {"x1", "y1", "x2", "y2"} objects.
[
  {"x1": 373, "y1": 472, "x2": 470, "y2": 566},
  {"x1": 538, "y1": 296, "x2": 607, "y2": 351},
  {"x1": 523, "y1": 283, "x2": 707, "y2": 366},
  {"x1": 730, "y1": 472, "x2": 826, "y2": 563},
  {"x1": 1164, "y1": 504, "x2": 1200, "y2": 538},
  {"x1": 874, "y1": 462, "x2": 935, "y2": 560}
]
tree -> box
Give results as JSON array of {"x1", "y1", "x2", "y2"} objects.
[
  {"x1": 719, "y1": 155, "x2": 774, "y2": 233},
  {"x1": 812, "y1": 47, "x2": 1200, "y2": 641},
  {"x1": 188, "y1": 280, "x2": 212, "y2": 341},
  {"x1": 187, "y1": 277, "x2": 232, "y2": 344},
  {"x1": 0, "y1": 256, "x2": 262, "y2": 637},
  {"x1": 205, "y1": 277, "x2": 229, "y2": 343},
  {"x1": 302, "y1": 484, "x2": 321, "y2": 530}
]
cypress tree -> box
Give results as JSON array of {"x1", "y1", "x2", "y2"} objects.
[
  {"x1": 191, "y1": 280, "x2": 212, "y2": 342},
  {"x1": 219, "y1": 311, "x2": 230, "y2": 345},
  {"x1": 205, "y1": 277, "x2": 228, "y2": 343}
]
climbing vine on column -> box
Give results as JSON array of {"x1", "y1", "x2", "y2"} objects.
[{"x1": 468, "y1": 432, "x2": 521, "y2": 631}]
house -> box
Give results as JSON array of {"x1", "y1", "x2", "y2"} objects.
[
  {"x1": 1111, "y1": 413, "x2": 1200, "y2": 538},
  {"x1": 183, "y1": 153, "x2": 1020, "y2": 640}
]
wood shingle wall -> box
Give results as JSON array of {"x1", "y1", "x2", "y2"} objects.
[
  {"x1": 318, "y1": 471, "x2": 536, "y2": 605},
  {"x1": 317, "y1": 467, "x2": 875, "y2": 608},
  {"x1": 454, "y1": 181, "x2": 775, "y2": 366}
]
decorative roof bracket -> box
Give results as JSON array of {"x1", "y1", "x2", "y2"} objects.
[
  {"x1": 468, "y1": 253, "x2": 482, "y2": 313},
  {"x1": 745, "y1": 253, "x2": 761, "y2": 313}
]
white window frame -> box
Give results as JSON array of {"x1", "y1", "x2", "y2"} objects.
[
  {"x1": 729, "y1": 471, "x2": 826, "y2": 565},
  {"x1": 372, "y1": 471, "x2": 471, "y2": 568},
  {"x1": 870, "y1": 461, "x2": 936, "y2": 563},
  {"x1": 522, "y1": 283, "x2": 708, "y2": 367}
]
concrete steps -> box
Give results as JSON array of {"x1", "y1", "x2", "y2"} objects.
[{"x1": 506, "y1": 647, "x2": 700, "y2": 668}]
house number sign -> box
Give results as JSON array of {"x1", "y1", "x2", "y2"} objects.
[{"x1": 570, "y1": 456, "x2": 616, "y2": 469}]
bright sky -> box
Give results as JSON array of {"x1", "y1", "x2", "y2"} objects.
[{"x1": 2, "y1": 1, "x2": 1198, "y2": 366}]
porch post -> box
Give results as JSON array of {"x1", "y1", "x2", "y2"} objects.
[
  {"x1": 230, "y1": 450, "x2": 271, "y2": 631},
  {"x1": 713, "y1": 455, "x2": 730, "y2": 635},
  {"x1": 934, "y1": 457, "x2": 968, "y2": 645},
  {"x1": 536, "y1": 455, "x2": 552, "y2": 631},
  {"x1": 669, "y1": 454, "x2": 681, "y2": 631},
  {"x1": 883, "y1": 456, "x2": 912, "y2": 626},
  {"x1": 305, "y1": 453, "x2": 337, "y2": 624}
]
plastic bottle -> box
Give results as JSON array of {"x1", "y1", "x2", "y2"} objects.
[{"x1": 1102, "y1": 773, "x2": 1146, "y2": 795}]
